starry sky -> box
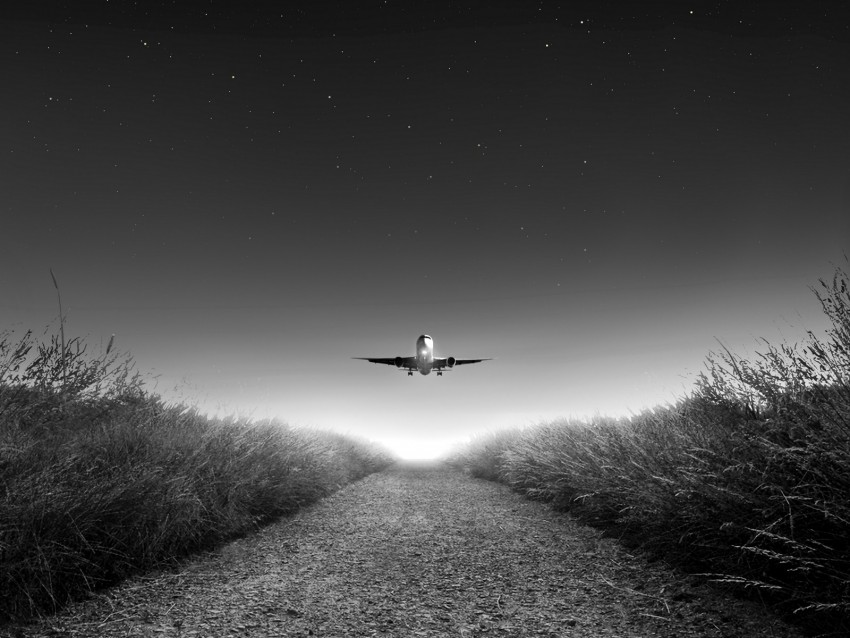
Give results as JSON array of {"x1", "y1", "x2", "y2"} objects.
[{"x1": 2, "y1": 3, "x2": 848, "y2": 458}]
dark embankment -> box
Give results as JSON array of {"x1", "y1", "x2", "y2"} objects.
[
  {"x1": 447, "y1": 264, "x2": 850, "y2": 635},
  {"x1": 0, "y1": 330, "x2": 394, "y2": 621}
]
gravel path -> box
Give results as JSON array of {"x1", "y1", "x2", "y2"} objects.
[{"x1": 5, "y1": 462, "x2": 802, "y2": 638}]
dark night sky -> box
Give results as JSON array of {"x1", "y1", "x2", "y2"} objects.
[{"x1": 2, "y1": 2, "x2": 849, "y2": 457}]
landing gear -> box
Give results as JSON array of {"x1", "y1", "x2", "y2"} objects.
[
  {"x1": 437, "y1": 371, "x2": 443, "y2": 376},
  {"x1": 407, "y1": 370, "x2": 413, "y2": 376}
]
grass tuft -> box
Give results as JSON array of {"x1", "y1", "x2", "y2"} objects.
[
  {"x1": 0, "y1": 330, "x2": 394, "y2": 621},
  {"x1": 447, "y1": 262, "x2": 850, "y2": 634}
]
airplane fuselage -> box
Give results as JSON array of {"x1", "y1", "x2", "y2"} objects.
[{"x1": 415, "y1": 334, "x2": 435, "y2": 375}]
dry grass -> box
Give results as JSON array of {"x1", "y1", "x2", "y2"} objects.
[
  {"x1": 447, "y1": 263, "x2": 850, "y2": 634},
  {"x1": 0, "y1": 330, "x2": 394, "y2": 621}
]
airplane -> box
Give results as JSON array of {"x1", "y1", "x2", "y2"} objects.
[{"x1": 354, "y1": 334, "x2": 491, "y2": 376}]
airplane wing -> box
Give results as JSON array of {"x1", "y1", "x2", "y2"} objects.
[
  {"x1": 353, "y1": 357, "x2": 417, "y2": 368},
  {"x1": 432, "y1": 357, "x2": 492, "y2": 370}
]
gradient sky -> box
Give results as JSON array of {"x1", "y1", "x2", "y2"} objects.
[{"x1": 2, "y1": 3, "x2": 848, "y2": 457}]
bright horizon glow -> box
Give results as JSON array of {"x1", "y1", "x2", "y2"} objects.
[
  {"x1": 151, "y1": 322, "x2": 818, "y2": 461},
  {"x1": 191, "y1": 404, "x2": 648, "y2": 460}
]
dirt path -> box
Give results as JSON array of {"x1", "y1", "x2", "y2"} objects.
[{"x1": 6, "y1": 463, "x2": 802, "y2": 638}]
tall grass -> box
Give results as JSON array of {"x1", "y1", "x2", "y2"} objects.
[
  {"x1": 0, "y1": 329, "x2": 394, "y2": 621},
  {"x1": 447, "y1": 264, "x2": 850, "y2": 633}
]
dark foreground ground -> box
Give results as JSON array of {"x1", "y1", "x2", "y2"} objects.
[{"x1": 3, "y1": 463, "x2": 802, "y2": 637}]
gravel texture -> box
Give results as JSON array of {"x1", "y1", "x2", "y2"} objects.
[{"x1": 3, "y1": 462, "x2": 803, "y2": 637}]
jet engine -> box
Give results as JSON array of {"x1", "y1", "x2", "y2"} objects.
[
  {"x1": 394, "y1": 356, "x2": 403, "y2": 368},
  {"x1": 446, "y1": 356, "x2": 456, "y2": 368}
]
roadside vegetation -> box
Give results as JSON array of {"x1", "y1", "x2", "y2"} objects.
[
  {"x1": 448, "y1": 265, "x2": 850, "y2": 634},
  {"x1": 0, "y1": 328, "x2": 394, "y2": 621}
]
